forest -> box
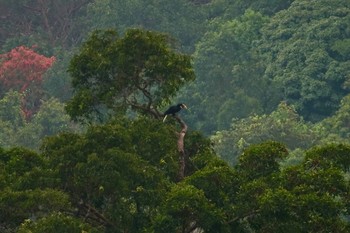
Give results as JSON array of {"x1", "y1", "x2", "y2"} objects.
[{"x1": 0, "y1": 0, "x2": 349, "y2": 232}]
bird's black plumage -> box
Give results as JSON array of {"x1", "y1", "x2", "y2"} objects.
[{"x1": 163, "y1": 103, "x2": 187, "y2": 122}]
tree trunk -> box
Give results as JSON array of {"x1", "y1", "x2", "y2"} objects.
[{"x1": 174, "y1": 115, "x2": 188, "y2": 180}]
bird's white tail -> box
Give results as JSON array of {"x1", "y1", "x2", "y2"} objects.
[{"x1": 162, "y1": 115, "x2": 168, "y2": 122}]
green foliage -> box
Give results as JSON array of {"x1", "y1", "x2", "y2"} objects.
[
  {"x1": 210, "y1": 0, "x2": 294, "y2": 18},
  {"x1": 154, "y1": 141, "x2": 350, "y2": 232},
  {"x1": 183, "y1": 160, "x2": 240, "y2": 229},
  {"x1": 0, "y1": 91, "x2": 25, "y2": 128},
  {"x1": 212, "y1": 102, "x2": 319, "y2": 165},
  {"x1": 2, "y1": 1, "x2": 350, "y2": 232},
  {"x1": 1, "y1": 123, "x2": 350, "y2": 232},
  {"x1": 11, "y1": 117, "x2": 222, "y2": 232},
  {"x1": 0, "y1": 189, "x2": 71, "y2": 225},
  {"x1": 319, "y1": 94, "x2": 350, "y2": 138},
  {"x1": 213, "y1": 95, "x2": 350, "y2": 167},
  {"x1": 154, "y1": 183, "x2": 226, "y2": 233},
  {"x1": 67, "y1": 28, "x2": 195, "y2": 122},
  {"x1": 240, "y1": 143, "x2": 349, "y2": 232},
  {"x1": 40, "y1": 117, "x2": 181, "y2": 232},
  {"x1": 260, "y1": 0, "x2": 350, "y2": 121},
  {"x1": 0, "y1": 92, "x2": 76, "y2": 150},
  {"x1": 182, "y1": 9, "x2": 274, "y2": 133},
  {"x1": 257, "y1": 187, "x2": 346, "y2": 232},
  {"x1": 331, "y1": 38, "x2": 350, "y2": 61},
  {"x1": 304, "y1": 144, "x2": 350, "y2": 171},
  {"x1": 0, "y1": 147, "x2": 70, "y2": 231},
  {"x1": 43, "y1": 49, "x2": 74, "y2": 102},
  {"x1": 86, "y1": 0, "x2": 209, "y2": 52},
  {"x1": 238, "y1": 141, "x2": 288, "y2": 179},
  {"x1": 18, "y1": 212, "x2": 101, "y2": 233},
  {"x1": 32, "y1": 98, "x2": 72, "y2": 136}
]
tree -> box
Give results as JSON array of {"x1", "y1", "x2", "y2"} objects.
[
  {"x1": 66, "y1": 28, "x2": 194, "y2": 122},
  {"x1": 260, "y1": 0, "x2": 350, "y2": 121},
  {"x1": 0, "y1": 46, "x2": 55, "y2": 119},
  {"x1": 66, "y1": 29, "x2": 194, "y2": 180}
]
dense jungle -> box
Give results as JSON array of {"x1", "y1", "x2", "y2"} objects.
[{"x1": 0, "y1": 0, "x2": 349, "y2": 232}]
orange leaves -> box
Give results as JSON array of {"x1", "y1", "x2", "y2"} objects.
[
  {"x1": 0, "y1": 46, "x2": 55, "y2": 91},
  {"x1": 0, "y1": 46, "x2": 56, "y2": 120}
]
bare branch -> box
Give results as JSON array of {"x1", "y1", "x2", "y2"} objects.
[
  {"x1": 135, "y1": 83, "x2": 153, "y2": 108},
  {"x1": 125, "y1": 99, "x2": 162, "y2": 119},
  {"x1": 174, "y1": 115, "x2": 188, "y2": 180},
  {"x1": 185, "y1": 222, "x2": 200, "y2": 233},
  {"x1": 77, "y1": 201, "x2": 117, "y2": 230},
  {"x1": 226, "y1": 209, "x2": 260, "y2": 224}
]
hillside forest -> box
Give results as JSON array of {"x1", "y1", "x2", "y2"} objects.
[{"x1": 0, "y1": 0, "x2": 349, "y2": 232}]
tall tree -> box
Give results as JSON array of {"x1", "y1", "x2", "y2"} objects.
[
  {"x1": 0, "y1": 46, "x2": 55, "y2": 119},
  {"x1": 67, "y1": 28, "x2": 195, "y2": 179},
  {"x1": 66, "y1": 28, "x2": 194, "y2": 122}
]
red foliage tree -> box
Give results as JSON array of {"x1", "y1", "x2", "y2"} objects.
[{"x1": 0, "y1": 46, "x2": 55, "y2": 120}]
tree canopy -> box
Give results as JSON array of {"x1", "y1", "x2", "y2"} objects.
[
  {"x1": 1, "y1": 1, "x2": 350, "y2": 232},
  {"x1": 260, "y1": 0, "x2": 350, "y2": 121},
  {"x1": 66, "y1": 28, "x2": 195, "y2": 122},
  {"x1": 1, "y1": 132, "x2": 349, "y2": 232}
]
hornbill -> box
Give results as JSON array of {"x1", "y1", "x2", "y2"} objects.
[{"x1": 163, "y1": 103, "x2": 188, "y2": 122}]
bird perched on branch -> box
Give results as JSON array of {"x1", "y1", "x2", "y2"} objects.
[{"x1": 163, "y1": 103, "x2": 188, "y2": 122}]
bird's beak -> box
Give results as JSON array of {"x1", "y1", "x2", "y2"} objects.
[{"x1": 183, "y1": 104, "x2": 190, "y2": 112}]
